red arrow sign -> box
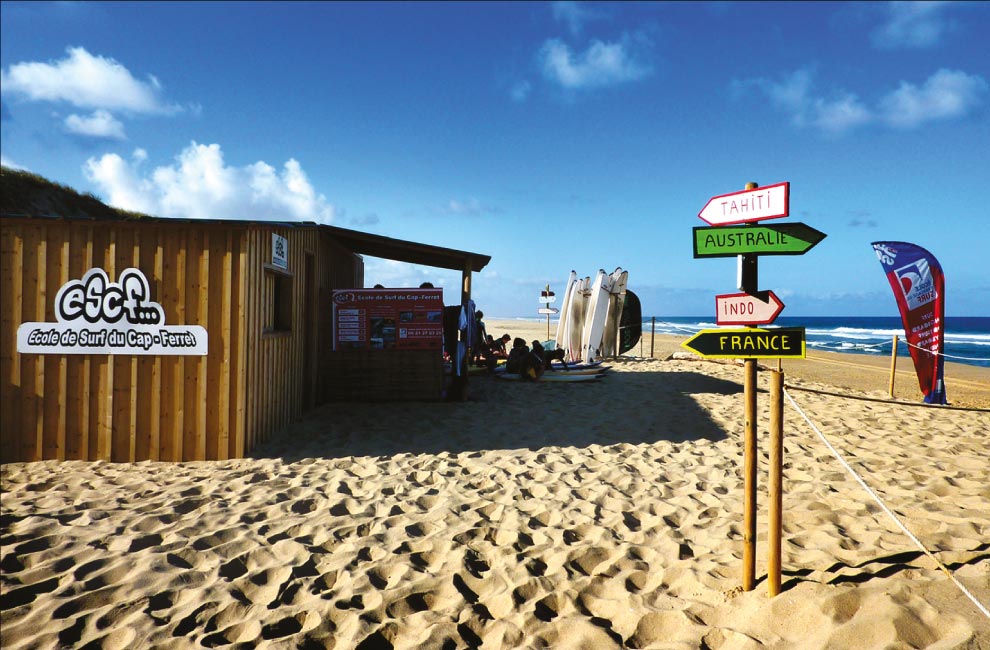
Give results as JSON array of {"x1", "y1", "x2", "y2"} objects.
[
  {"x1": 698, "y1": 182, "x2": 789, "y2": 226},
  {"x1": 715, "y1": 291, "x2": 785, "y2": 325}
]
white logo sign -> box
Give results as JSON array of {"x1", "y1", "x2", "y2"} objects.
[
  {"x1": 272, "y1": 233, "x2": 288, "y2": 270},
  {"x1": 893, "y1": 259, "x2": 936, "y2": 311},
  {"x1": 16, "y1": 268, "x2": 208, "y2": 356}
]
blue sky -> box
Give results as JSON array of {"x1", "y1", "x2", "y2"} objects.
[{"x1": 2, "y1": 1, "x2": 988, "y2": 317}]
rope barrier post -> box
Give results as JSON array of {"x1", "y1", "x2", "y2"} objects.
[
  {"x1": 888, "y1": 334, "x2": 898, "y2": 397},
  {"x1": 768, "y1": 370, "x2": 784, "y2": 597}
]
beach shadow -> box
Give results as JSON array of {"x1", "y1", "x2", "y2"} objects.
[{"x1": 252, "y1": 366, "x2": 736, "y2": 461}]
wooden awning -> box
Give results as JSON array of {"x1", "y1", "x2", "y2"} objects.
[{"x1": 323, "y1": 225, "x2": 490, "y2": 273}]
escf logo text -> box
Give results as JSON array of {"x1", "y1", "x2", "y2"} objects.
[{"x1": 17, "y1": 268, "x2": 208, "y2": 356}]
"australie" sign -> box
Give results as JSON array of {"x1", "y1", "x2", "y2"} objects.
[{"x1": 16, "y1": 267, "x2": 208, "y2": 356}]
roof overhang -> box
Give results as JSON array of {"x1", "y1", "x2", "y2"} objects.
[{"x1": 324, "y1": 225, "x2": 490, "y2": 273}]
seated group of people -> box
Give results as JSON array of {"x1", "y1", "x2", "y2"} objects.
[
  {"x1": 471, "y1": 332, "x2": 512, "y2": 371},
  {"x1": 467, "y1": 311, "x2": 568, "y2": 380},
  {"x1": 505, "y1": 338, "x2": 567, "y2": 380}
]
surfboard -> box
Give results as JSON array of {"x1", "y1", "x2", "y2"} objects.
[
  {"x1": 581, "y1": 269, "x2": 612, "y2": 364},
  {"x1": 544, "y1": 367, "x2": 607, "y2": 376},
  {"x1": 550, "y1": 359, "x2": 611, "y2": 372},
  {"x1": 618, "y1": 289, "x2": 642, "y2": 354},
  {"x1": 498, "y1": 372, "x2": 604, "y2": 382},
  {"x1": 554, "y1": 271, "x2": 577, "y2": 351},
  {"x1": 566, "y1": 276, "x2": 590, "y2": 362},
  {"x1": 601, "y1": 268, "x2": 628, "y2": 358}
]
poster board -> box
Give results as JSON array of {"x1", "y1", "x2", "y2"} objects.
[{"x1": 332, "y1": 288, "x2": 443, "y2": 351}]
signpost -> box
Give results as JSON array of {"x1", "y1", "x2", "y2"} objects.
[
  {"x1": 715, "y1": 291, "x2": 785, "y2": 326},
  {"x1": 697, "y1": 181, "x2": 789, "y2": 226},
  {"x1": 681, "y1": 327, "x2": 805, "y2": 359},
  {"x1": 540, "y1": 285, "x2": 556, "y2": 338},
  {"x1": 683, "y1": 181, "x2": 826, "y2": 598},
  {"x1": 693, "y1": 223, "x2": 826, "y2": 257}
]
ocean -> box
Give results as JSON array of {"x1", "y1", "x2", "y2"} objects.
[{"x1": 643, "y1": 316, "x2": 990, "y2": 369}]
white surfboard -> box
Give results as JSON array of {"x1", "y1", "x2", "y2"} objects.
[
  {"x1": 544, "y1": 366, "x2": 608, "y2": 376},
  {"x1": 601, "y1": 268, "x2": 628, "y2": 358},
  {"x1": 581, "y1": 269, "x2": 612, "y2": 364},
  {"x1": 554, "y1": 271, "x2": 577, "y2": 351},
  {"x1": 498, "y1": 372, "x2": 603, "y2": 382},
  {"x1": 566, "y1": 276, "x2": 590, "y2": 362}
]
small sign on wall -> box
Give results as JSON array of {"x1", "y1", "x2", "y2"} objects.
[{"x1": 272, "y1": 233, "x2": 288, "y2": 270}]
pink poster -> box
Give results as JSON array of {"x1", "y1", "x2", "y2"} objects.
[{"x1": 332, "y1": 288, "x2": 443, "y2": 351}]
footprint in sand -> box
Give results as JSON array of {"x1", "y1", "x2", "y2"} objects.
[
  {"x1": 569, "y1": 546, "x2": 612, "y2": 576},
  {"x1": 463, "y1": 548, "x2": 491, "y2": 578}
]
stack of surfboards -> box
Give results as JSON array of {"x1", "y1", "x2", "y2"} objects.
[{"x1": 555, "y1": 267, "x2": 628, "y2": 364}]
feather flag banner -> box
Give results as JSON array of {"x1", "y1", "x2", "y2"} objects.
[{"x1": 871, "y1": 241, "x2": 946, "y2": 404}]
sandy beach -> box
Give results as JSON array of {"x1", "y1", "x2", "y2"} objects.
[{"x1": 2, "y1": 319, "x2": 988, "y2": 649}]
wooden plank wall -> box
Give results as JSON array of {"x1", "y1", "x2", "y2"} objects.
[
  {"x1": 1, "y1": 219, "x2": 362, "y2": 464},
  {"x1": 0, "y1": 219, "x2": 247, "y2": 463},
  {"x1": 240, "y1": 228, "x2": 361, "y2": 453}
]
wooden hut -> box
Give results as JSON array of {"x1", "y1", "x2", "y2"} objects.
[{"x1": 1, "y1": 210, "x2": 489, "y2": 464}]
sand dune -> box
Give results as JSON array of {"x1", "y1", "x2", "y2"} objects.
[{"x1": 1, "y1": 322, "x2": 988, "y2": 648}]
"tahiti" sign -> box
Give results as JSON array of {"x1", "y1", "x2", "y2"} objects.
[{"x1": 16, "y1": 267, "x2": 208, "y2": 356}]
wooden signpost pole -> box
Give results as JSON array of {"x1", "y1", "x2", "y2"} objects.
[
  {"x1": 546, "y1": 284, "x2": 551, "y2": 341},
  {"x1": 740, "y1": 181, "x2": 759, "y2": 593}
]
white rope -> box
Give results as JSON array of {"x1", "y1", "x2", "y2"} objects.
[
  {"x1": 902, "y1": 339, "x2": 990, "y2": 362},
  {"x1": 783, "y1": 388, "x2": 990, "y2": 620},
  {"x1": 856, "y1": 340, "x2": 891, "y2": 350}
]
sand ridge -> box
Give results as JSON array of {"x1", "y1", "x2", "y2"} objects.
[{"x1": 2, "y1": 343, "x2": 989, "y2": 648}]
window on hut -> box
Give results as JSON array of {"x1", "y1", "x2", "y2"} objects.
[{"x1": 264, "y1": 268, "x2": 293, "y2": 332}]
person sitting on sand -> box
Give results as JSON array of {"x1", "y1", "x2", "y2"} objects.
[
  {"x1": 506, "y1": 338, "x2": 544, "y2": 381},
  {"x1": 489, "y1": 333, "x2": 511, "y2": 358}
]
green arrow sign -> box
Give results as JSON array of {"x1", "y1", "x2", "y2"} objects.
[
  {"x1": 681, "y1": 327, "x2": 806, "y2": 359},
  {"x1": 693, "y1": 223, "x2": 826, "y2": 258}
]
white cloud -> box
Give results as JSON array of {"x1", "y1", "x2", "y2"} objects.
[
  {"x1": 1, "y1": 46, "x2": 178, "y2": 114},
  {"x1": 735, "y1": 67, "x2": 985, "y2": 135},
  {"x1": 760, "y1": 69, "x2": 814, "y2": 118},
  {"x1": 445, "y1": 198, "x2": 501, "y2": 217},
  {"x1": 539, "y1": 38, "x2": 650, "y2": 90},
  {"x1": 84, "y1": 141, "x2": 336, "y2": 223},
  {"x1": 811, "y1": 94, "x2": 873, "y2": 134},
  {"x1": 871, "y1": 1, "x2": 954, "y2": 49},
  {"x1": 510, "y1": 80, "x2": 532, "y2": 102},
  {"x1": 742, "y1": 68, "x2": 871, "y2": 133},
  {"x1": 1, "y1": 154, "x2": 27, "y2": 170},
  {"x1": 552, "y1": 1, "x2": 604, "y2": 37},
  {"x1": 64, "y1": 109, "x2": 126, "y2": 140},
  {"x1": 879, "y1": 68, "x2": 987, "y2": 128},
  {"x1": 362, "y1": 257, "x2": 459, "y2": 294}
]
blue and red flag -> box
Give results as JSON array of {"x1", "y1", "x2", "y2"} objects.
[{"x1": 871, "y1": 241, "x2": 946, "y2": 404}]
